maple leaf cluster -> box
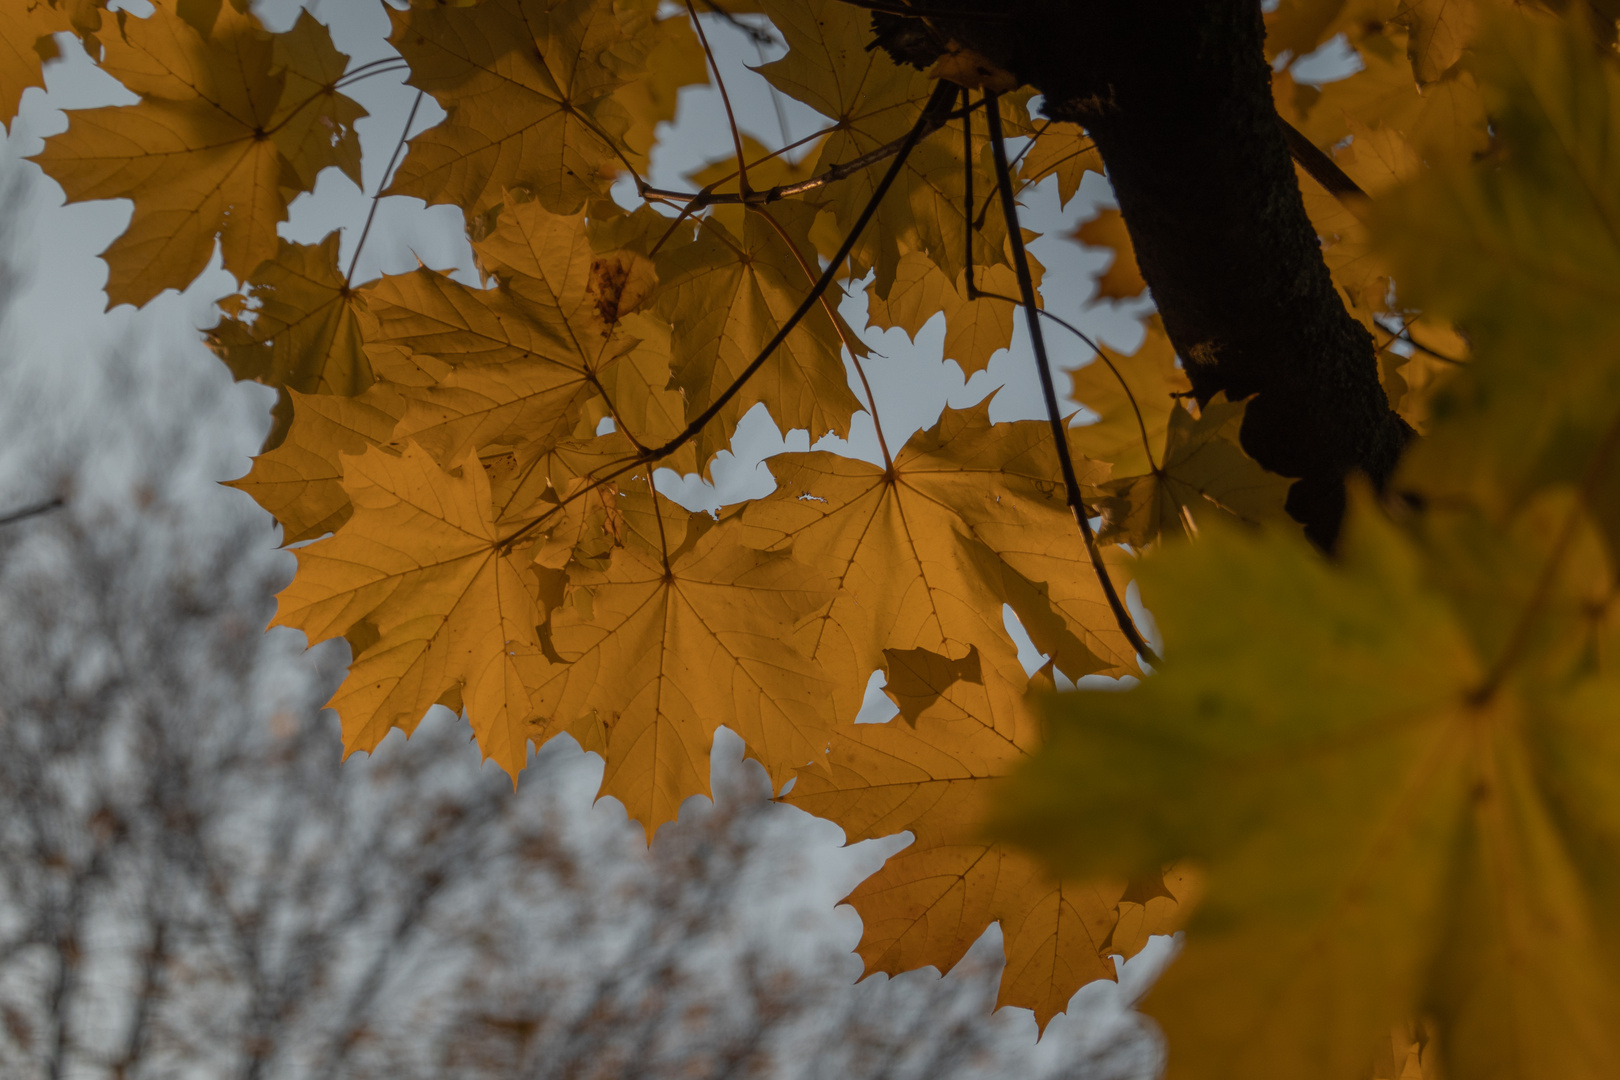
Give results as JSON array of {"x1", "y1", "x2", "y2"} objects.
[
  {"x1": 6, "y1": 0, "x2": 1294, "y2": 1028},
  {"x1": 12, "y1": 0, "x2": 1614, "y2": 1071}
]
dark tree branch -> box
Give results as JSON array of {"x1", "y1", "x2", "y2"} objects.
[
  {"x1": 874, "y1": 0, "x2": 1414, "y2": 548},
  {"x1": 985, "y1": 94, "x2": 1160, "y2": 666}
]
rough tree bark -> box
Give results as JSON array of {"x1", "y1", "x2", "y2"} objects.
[{"x1": 875, "y1": 0, "x2": 1414, "y2": 548}]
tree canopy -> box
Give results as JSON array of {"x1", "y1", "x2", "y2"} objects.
[{"x1": 5, "y1": 0, "x2": 1619, "y2": 1076}]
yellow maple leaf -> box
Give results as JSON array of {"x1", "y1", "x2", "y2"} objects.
[
  {"x1": 751, "y1": 0, "x2": 1010, "y2": 294},
  {"x1": 1266, "y1": 0, "x2": 1399, "y2": 60},
  {"x1": 653, "y1": 201, "x2": 863, "y2": 466},
  {"x1": 2, "y1": 0, "x2": 72, "y2": 134},
  {"x1": 1297, "y1": 24, "x2": 1489, "y2": 170},
  {"x1": 787, "y1": 660, "x2": 1190, "y2": 1029},
  {"x1": 1068, "y1": 320, "x2": 1192, "y2": 479},
  {"x1": 1096, "y1": 393, "x2": 1296, "y2": 548},
  {"x1": 522, "y1": 505, "x2": 836, "y2": 838},
  {"x1": 1073, "y1": 207, "x2": 1147, "y2": 301},
  {"x1": 740, "y1": 402, "x2": 1137, "y2": 725},
  {"x1": 227, "y1": 383, "x2": 404, "y2": 544},
  {"x1": 1016, "y1": 119, "x2": 1104, "y2": 208},
  {"x1": 358, "y1": 201, "x2": 689, "y2": 476},
  {"x1": 1396, "y1": 0, "x2": 1483, "y2": 83},
  {"x1": 31, "y1": 2, "x2": 364, "y2": 307},
  {"x1": 384, "y1": 0, "x2": 658, "y2": 217},
  {"x1": 272, "y1": 441, "x2": 545, "y2": 777},
  {"x1": 683, "y1": 133, "x2": 821, "y2": 198},
  {"x1": 1292, "y1": 116, "x2": 1421, "y2": 343},
  {"x1": 608, "y1": 7, "x2": 706, "y2": 167},
  {"x1": 864, "y1": 243, "x2": 1042, "y2": 377},
  {"x1": 207, "y1": 231, "x2": 374, "y2": 449}
]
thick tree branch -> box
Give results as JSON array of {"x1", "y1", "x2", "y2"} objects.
[{"x1": 875, "y1": 0, "x2": 1413, "y2": 547}]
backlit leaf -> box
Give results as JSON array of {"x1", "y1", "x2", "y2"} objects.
[
  {"x1": 523, "y1": 505, "x2": 837, "y2": 839},
  {"x1": 207, "y1": 231, "x2": 373, "y2": 449},
  {"x1": 31, "y1": 1, "x2": 364, "y2": 305},
  {"x1": 272, "y1": 442, "x2": 546, "y2": 777}
]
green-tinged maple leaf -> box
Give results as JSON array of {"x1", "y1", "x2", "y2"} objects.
[
  {"x1": 520, "y1": 505, "x2": 836, "y2": 839},
  {"x1": 740, "y1": 402, "x2": 1137, "y2": 725},
  {"x1": 991, "y1": 498, "x2": 1620, "y2": 1080},
  {"x1": 1376, "y1": 12, "x2": 1620, "y2": 549},
  {"x1": 227, "y1": 383, "x2": 405, "y2": 544},
  {"x1": 207, "y1": 231, "x2": 373, "y2": 450},
  {"x1": 1096, "y1": 394, "x2": 1295, "y2": 548},
  {"x1": 786, "y1": 660, "x2": 1192, "y2": 1029},
  {"x1": 385, "y1": 0, "x2": 662, "y2": 217},
  {"x1": 652, "y1": 200, "x2": 863, "y2": 468},
  {"x1": 272, "y1": 442, "x2": 546, "y2": 777},
  {"x1": 30, "y1": 2, "x2": 363, "y2": 306}
]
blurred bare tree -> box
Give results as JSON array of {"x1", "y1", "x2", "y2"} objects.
[
  {"x1": 0, "y1": 484, "x2": 1161, "y2": 1080},
  {"x1": 0, "y1": 160, "x2": 1162, "y2": 1080}
]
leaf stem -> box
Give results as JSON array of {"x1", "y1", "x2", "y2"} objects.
[
  {"x1": 639, "y1": 99, "x2": 979, "y2": 209},
  {"x1": 749, "y1": 205, "x2": 894, "y2": 468},
  {"x1": 644, "y1": 470, "x2": 673, "y2": 573},
  {"x1": 984, "y1": 92, "x2": 1160, "y2": 667},
  {"x1": 1031, "y1": 307, "x2": 1162, "y2": 474},
  {"x1": 685, "y1": 0, "x2": 752, "y2": 195},
  {"x1": 346, "y1": 90, "x2": 424, "y2": 288},
  {"x1": 645, "y1": 80, "x2": 959, "y2": 463}
]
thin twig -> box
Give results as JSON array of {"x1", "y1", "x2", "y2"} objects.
[
  {"x1": 965, "y1": 285, "x2": 1154, "y2": 460},
  {"x1": 985, "y1": 92, "x2": 1160, "y2": 667},
  {"x1": 639, "y1": 100, "x2": 979, "y2": 210},
  {"x1": 347, "y1": 90, "x2": 424, "y2": 287},
  {"x1": 334, "y1": 61, "x2": 410, "y2": 89},
  {"x1": 0, "y1": 496, "x2": 64, "y2": 528},
  {"x1": 1033, "y1": 307, "x2": 1161, "y2": 474},
  {"x1": 686, "y1": 0, "x2": 753, "y2": 195},
  {"x1": 496, "y1": 81, "x2": 961, "y2": 553},
  {"x1": 649, "y1": 81, "x2": 959, "y2": 461},
  {"x1": 1376, "y1": 315, "x2": 1467, "y2": 366},
  {"x1": 751, "y1": 205, "x2": 895, "y2": 469},
  {"x1": 698, "y1": 0, "x2": 779, "y2": 48}
]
